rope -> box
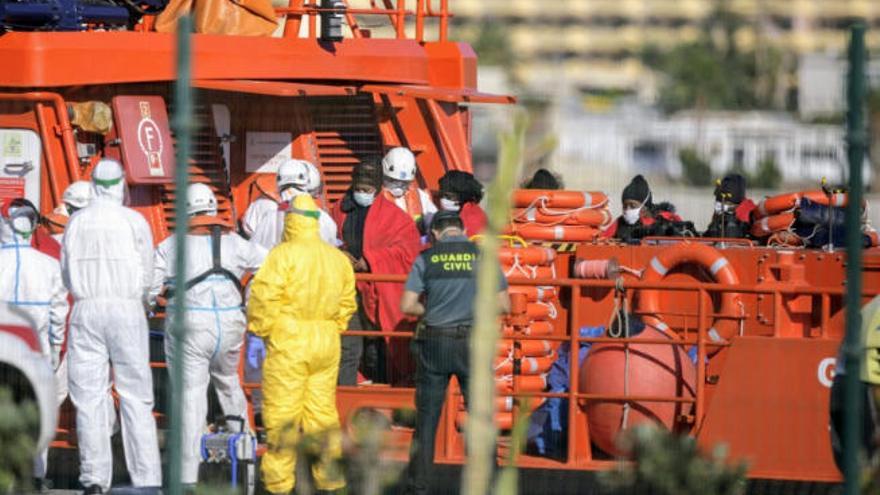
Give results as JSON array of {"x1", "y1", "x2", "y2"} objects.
[{"x1": 621, "y1": 291, "x2": 632, "y2": 431}]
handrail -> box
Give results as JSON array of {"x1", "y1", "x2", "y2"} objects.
[{"x1": 273, "y1": 0, "x2": 450, "y2": 42}]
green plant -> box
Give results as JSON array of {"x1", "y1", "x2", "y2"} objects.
[
  {"x1": 752, "y1": 157, "x2": 782, "y2": 189},
  {"x1": 599, "y1": 425, "x2": 748, "y2": 495},
  {"x1": 0, "y1": 387, "x2": 39, "y2": 493},
  {"x1": 679, "y1": 148, "x2": 713, "y2": 186}
]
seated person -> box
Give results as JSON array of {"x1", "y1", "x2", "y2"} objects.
[
  {"x1": 438, "y1": 170, "x2": 487, "y2": 235},
  {"x1": 602, "y1": 175, "x2": 658, "y2": 243},
  {"x1": 703, "y1": 174, "x2": 755, "y2": 238},
  {"x1": 523, "y1": 168, "x2": 563, "y2": 190}
]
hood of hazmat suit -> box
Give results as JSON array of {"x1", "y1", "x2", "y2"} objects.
[{"x1": 247, "y1": 194, "x2": 356, "y2": 494}]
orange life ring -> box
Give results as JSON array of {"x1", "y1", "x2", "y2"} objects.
[
  {"x1": 513, "y1": 189, "x2": 608, "y2": 209},
  {"x1": 750, "y1": 213, "x2": 796, "y2": 238},
  {"x1": 637, "y1": 243, "x2": 742, "y2": 346},
  {"x1": 754, "y1": 190, "x2": 850, "y2": 219},
  {"x1": 496, "y1": 374, "x2": 547, "y2": 393},
  {"x1": 513, "y1": 207, "x2": 611, "y2": 227},
  {"x1": 506, "y1": 224, "x2": 599, "y2": 242},
  {"x1": 503, "y1": 321, "x2": 554, "y2": 337},
  {"x1": 498, "y1": 246, "x2": 556, "y2": 266},
  {"x1": 497, "y1": 339, "x2": 553, "y2": 357},
  {"x1": 508, "y1": 285, "x2": 558, "y2": 302},
  {"x1": 503, "y1": 264, "x2": 556, "y2": 280},
  {"x1": 525, "y1": 302, "x2": 554, "y2": 320},
  {"x1": 494, "y1": 355, "x2": 555, "y2": 375}
]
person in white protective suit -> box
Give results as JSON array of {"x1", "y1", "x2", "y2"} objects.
[
  {"x1": 150, "y1": 183, "x2": 267, "y2": 486},
  {"x1": 241, "y1": 158, "x2": 339, "y2": 249},
  {"x1": 62, "y1": 158, "x2": 161, "y2": 494},
  {"x1": 0, "y1": 199, "x2": 69, "y2": 492},
  {"x1": 44, "y1": 180, "x2": 93, "y2": 242},
  {"x1": 380, "y1": 147, "x2": 437, "y2": 236}
]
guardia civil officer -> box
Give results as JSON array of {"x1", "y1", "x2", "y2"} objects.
[{"x1": 400, "y1": 210, "x2": 510, "y2": 495}]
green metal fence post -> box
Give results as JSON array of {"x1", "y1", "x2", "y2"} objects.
[
  {"x1": 167, "y1": 14, "x2": 193, "y2": 495},
  {"x1": 843, "y1": 22, "x2": 866, "y2": 495}
]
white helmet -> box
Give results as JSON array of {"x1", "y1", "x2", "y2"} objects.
[
  {"x1": 187, "y1": 183, "x2": 217, "y2": 217},
  {"x1": 62, "y1": 180, "x2": 93, "y2": 211},
  {"x1": 382, "y1": 147, "x2": 417, "y2": 182},
  {"x1": 304, "y1": 161, "x2": 323, "y2": 195},
  {"x1": 277, "y1": 158, "x2": 311, "y2": 192},
  {"x1": 91, "y1": 158, "x2": 126, "y2": 203}
]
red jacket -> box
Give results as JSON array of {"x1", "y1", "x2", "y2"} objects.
[
  {"x1": 459, "y1": 202, "x2": 487, "y2": 237},
  {"x1": 331, "y1": 194, "x2": 421, "y2": 332}
]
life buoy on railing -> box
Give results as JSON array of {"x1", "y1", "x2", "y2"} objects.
[
  {"x1": 502, "y1": 321, "x2": 554, "y2": 336},
  {"x1": 512, "y1": 189, "x2": 608, "y2": 209},
  {"x1": 754, "y1": 190, "x2": 849, "y2": 219},
  {"x1": 750, "y1": 213, "x2": 796, "y2": 237},
  {"x1": 637, "y1": 243, "x2": 742, "y2": 349},
  {"x1": 498, "y1": 246, "x2": 556, "y2": 265},
  {"x1": 496, "y1": 339, "x2": 554, "y2": 357},
  {"x1": 507, "y1": 285, "x2": 558, "y2": 302},
  {"x1": 505, "y1": 224, "x2": 599, "y2": 242},
  {"x1": 513, "y1": 207, "x2": 611, "y2": 227},
  {"x1": 494, "y1": 355, "x2": 556, "y2": 375}
]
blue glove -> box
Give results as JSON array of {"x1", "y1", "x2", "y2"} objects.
[{"x1": 247, "y1": 334, "x2": 265, "y2": 370}]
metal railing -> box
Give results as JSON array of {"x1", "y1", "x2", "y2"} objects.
[{"x1": 274, "y1": 0, "x2": 450, "y2": 42}]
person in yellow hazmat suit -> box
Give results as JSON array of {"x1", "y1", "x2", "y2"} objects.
[{"x1": 247, "y1": 193, "x2": 357, "y2": 495}]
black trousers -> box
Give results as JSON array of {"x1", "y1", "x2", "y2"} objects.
[
  {"x1": 405, "y1": 327, "x2": 471, "y2": 495},
  {"x1": 339, "y1": 294, "x2": 388, "y2": 385}
]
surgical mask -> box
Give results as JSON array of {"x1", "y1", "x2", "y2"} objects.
[
  {"x1": 714, "y1": 201, "x2": 733, "y2": 215},
  {"x1": 280, "y1": 187, "x2": 306, "y2": 203},
  {"x1": 384, "y1": 179, "x2": 409, "y2": 198},
  {"x1": 623, "y1": 207, "x2": 641, "y2": 225},
  {"x1": 353, "y1": 191, "x2": 375, "y2": 207},
  {"x1": 11, "y1": 216, "x2": 34, "y2": 239},
  {"x1": 440, "y1": 198, "x2": 460, "y2": 212}
]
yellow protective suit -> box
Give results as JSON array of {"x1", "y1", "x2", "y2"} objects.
[{"x1": 247, "y1": 194, "x2": 356, "y2": 494}]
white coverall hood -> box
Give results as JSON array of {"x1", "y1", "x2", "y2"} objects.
[{"x1": 91, "y1": 158, "x2": 126, "y2": 205}]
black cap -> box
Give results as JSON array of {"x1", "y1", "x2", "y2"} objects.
[
  {"x1": 714, "y1": 174, "x2": 746, "y2": 204},
  {"x1": 524, "y1": 169, "x2": 562, "y2": 190},
  {"x1": 430, "y1": 209, "x2": 464, "y2": 231},
  {"x1": 622, "y1": 175, "x2": 652, "y2": 206},
  {"x1": 439, "y1": 170, "x2": 484, "y2": 203}
]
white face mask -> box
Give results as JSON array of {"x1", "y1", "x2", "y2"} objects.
[
  {"x1": 353, "y1": 191, "x2": 375, "y2": 207},
  {"x1": 623, "y1": 207, "x2": 641, "y2": 225},
  {"x1": 11, "y1": 216, "x2": 34, "y2": 239},
  {"x1": 280, "y1": 187, "x2": 306, "y2": 203},
  {"x1": 440, "y1": 198, "x2": 460, "y2": 212}
]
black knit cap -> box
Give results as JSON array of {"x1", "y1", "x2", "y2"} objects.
[
  {"x1": 430, "y1": 209, "x2": 463, "y2": 231},
  {"x1": 352, "y1": 157, "x2": 382, "y2": 190},
  {"x1": 714, "y1": 174, "x2": 746, "y2": 204},
  {"x1": 524, "y1": 169, "x2": 562, "y2": 190},
  {"x1": 621, "y1": 175, "x2": 652, "y2": 206},
  {"x1": 439, "y1": 170, "x2": 484, "y2": 204}
]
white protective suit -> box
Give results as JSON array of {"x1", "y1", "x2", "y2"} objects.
[
  {"x1": 0, "y1": 208, "x2": 69, "y2": 479},
  {"x1": 150, "y1": 224, "x2": 266, "y2": 484},
  {"x1": 242, "y1": 195, "x2": 339, "y2": 249},
  {"x1": 61, "y1": 160, "x2": 161, "y2": 491}
]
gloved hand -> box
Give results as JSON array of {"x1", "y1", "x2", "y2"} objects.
[
  {"x1": 247, "y1": 334, "x2": 265, "y2": 370},
  {"x1": 50, "y1": 343, "x2": 63, "y2": 370}
]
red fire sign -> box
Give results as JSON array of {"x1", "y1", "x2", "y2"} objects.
[{"x1": 112, "y1": 96, "x2": 175, "y2": 184}]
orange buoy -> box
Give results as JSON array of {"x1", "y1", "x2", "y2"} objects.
[
  {"x1": 504, "y1": 264, "x2": 557, "y2": 280},
  {"x1": 508, "y1": 285, "x2": 558, "y2": 302},
  {"x1": 754, "y1": 193, "x2": 800, "y2": 218},
  {"x1": 497, "y1": 339, "x2": 554, "y2": 357},
  {"x1": 801, "y1": 190, "x2": 848, "y2": 208},
  {"x1": 513, "y1": 207, "x2": 611, "y2": 227},
  {"x1": 525, "y1": 302, "x2": 554, "y2": 320},
  {"x1": 493, "y1": 395, "x2": 546, "y2": 412},
  {"x1": 507, "y1": 224, "x2": 599, "y2": 242},
  {"x1": 750, "y1": 213, "x2": 796, "y2": 237},
  {"x1": 512, "y1": 189, "x2": 608, "y2": 209},
  {"x1": 497, "y1": 374, "x2": 546, "y2": 393},
  {"x1": 494, "y1": 355, "x2": 555, "y2": 375},
  {"x1": 637, "y1": 243, "x2": 742, "y2": 347},
  {"x1": 578, "y1": 327, "x2": 696, "y2": 457},
  {"x1": 498, "y1": 246, "x2": 556, "y2": 266},
  {"x1": 503, "y1": 320, "x2": 555, "y2": 337}
]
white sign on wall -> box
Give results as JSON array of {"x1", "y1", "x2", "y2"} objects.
[{"x1": 245, "y1": 131, "x2": 292, "y2": 173}]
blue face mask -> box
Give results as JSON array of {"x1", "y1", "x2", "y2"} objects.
[{"x1": 353, "y1": 191, "x2": 375, "y2": 207}]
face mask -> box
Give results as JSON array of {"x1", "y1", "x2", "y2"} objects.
[
  {"x1": 280, "y1": 187, "x2": 306, "y2": 203},
  {"x1": 623, "y1": 207, "x2": 641, "y2": 225},
  {"x1": 388, "y1": 186, "x2": 406, "y2": 198},
  {"x1": 11, "y1": 216, "x2": 34, "y2": 239},
  {"x1": 353, "y1": 191, "x2": 375, "y2": 207},
  {"x1": 440, "y1": 198, "x2": 460, "y2": 212}
]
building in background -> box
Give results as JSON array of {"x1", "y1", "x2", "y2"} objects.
[{"x1": 452, "y1": 0, "x2": 880, "y2": 100}]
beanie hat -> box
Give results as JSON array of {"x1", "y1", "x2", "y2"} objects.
[
  {"x1": 439, "y1": 170, "x2": 484, "y2": 204},
  {"x1": 524, "y1": 169, "x2": 562, "y2": 190},
  {"x1": 714, "y1": 174, "x2": 746, "y2": 204},
  {"x1": 621, "y1": 175, "x2": 652, "y2": 206},
  {"x1": 352, "y1": 158, "x2": 382, "y2": 190}
]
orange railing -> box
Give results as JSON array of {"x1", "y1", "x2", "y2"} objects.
[{"x1": 275, "y1": 0, "x2": 450, "y2": 42}]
